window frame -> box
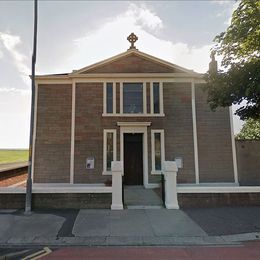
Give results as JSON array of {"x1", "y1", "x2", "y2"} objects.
[
  {"x1": 121, "y1": 82, "x2": 145, "y2": 114},
  {"x1": 102, "y1": 80, "x2": 164, "y2": 117},
  {"x1": 103, "y1": 129, "x2": 117, "y2": 175},
  {"x1": 150, "y1": 82, "x2": 164, "y2": 115},
  {"x1": 103, "y1": 82, "x2": 116, "y2": 115},
  {"x1": 151, "y1": 129, "x2": 165, "y2": 175}
]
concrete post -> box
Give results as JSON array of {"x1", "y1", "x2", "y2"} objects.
[
  {"x1": 163, "y1": 161, "x2": 179, "y2": 209},
  {"x1": 111, "y1": 161, "x2": 124, "y2": 210}
]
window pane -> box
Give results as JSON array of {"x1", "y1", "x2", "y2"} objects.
[
  {"x1": 153, "y1": 83, "x2": 160, "y2": 114},
  {"x1": 106, "y1": 132, "x2": 113, "y2": 171},
  {"x1": 106, "y1": 83, "x2": 113, "y2": 113},
  {"x1": 123, "y1": 83, "x2": 143, "y2": 113},
  {"x1": 155, "y1": 133, "x2": 161, "y2": 170}
]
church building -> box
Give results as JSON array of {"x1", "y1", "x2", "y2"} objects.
[{"x1": 32, "y1": 33, "x2": 238, "y2": 197}]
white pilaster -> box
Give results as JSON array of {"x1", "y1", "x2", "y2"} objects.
[
  {"x1": 163, "y1": 161, "x2": 179, "y2": 209},
  {"x1": 70, "y1": 81, "x2": 76, "y2": 184},
  {"x1": 229, "y1": 107, "x2": 239, "y2": 184},
  {"x1": 111, "y1": 161, "x2": 124, "y2": 210},
  {"x1": 191, "y1": 81, "x2": 200, "y2": 184}
]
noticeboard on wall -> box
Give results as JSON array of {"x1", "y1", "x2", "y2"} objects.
[{"x1": 86, "y1": 157, "x2": 95, "y2": 169}]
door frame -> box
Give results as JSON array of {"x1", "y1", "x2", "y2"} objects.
[{"x1": 119, "y1": 123, "x2": 150, "y2": 188}]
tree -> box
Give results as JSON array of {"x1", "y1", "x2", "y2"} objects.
[
  {"x1": 205, "y1": 0, "x2": 260, "y2": 120},
  {"x1": 236, "y1": 119, "x2": 260, "y2": 139}
]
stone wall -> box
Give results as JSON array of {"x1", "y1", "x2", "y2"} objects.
[{"x1": 236, "y1": 140, "x2": 260, "y2": 185}]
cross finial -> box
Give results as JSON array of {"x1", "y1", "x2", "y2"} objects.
[{"x1": 127, "y1": 33, "x2": 138, "y2": 50}]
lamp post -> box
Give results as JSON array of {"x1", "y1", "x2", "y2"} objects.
[{"x1": 25, "y1": 0, "x2": 38, "y2": 213}]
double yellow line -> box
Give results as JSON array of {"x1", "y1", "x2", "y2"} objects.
[{"x1": 22, "y1": 247, "x2": 52, "y2": 260}]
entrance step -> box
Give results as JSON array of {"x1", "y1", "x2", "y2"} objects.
[
  {"x1": 126, "y1": 205, "x2": 164, "y2": 209},
  {"x1": 124, "y1": 185, "x2": 163, "y2": 207}
]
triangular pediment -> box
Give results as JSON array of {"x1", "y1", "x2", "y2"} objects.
[{"x1": 71, "y1": 50, "x2": 198, "y2": 76}]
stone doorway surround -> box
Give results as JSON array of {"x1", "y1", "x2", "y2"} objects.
[{"x1": 117, "y1": 122, "x2": 151, "y2": 188}]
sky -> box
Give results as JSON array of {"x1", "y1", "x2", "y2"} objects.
[{"x1": 0, "y1": 0, "x2": 243, "y2": 149}]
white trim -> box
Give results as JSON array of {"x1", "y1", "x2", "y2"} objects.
[
  {"x1": 4, "y1": 185, "x2": 260, "y2": 194},
  {"x1": 70, "y1": 81, "x2": 76, "y2": 184},
  {"x1": 103, "y1": 129, "x2": 117, "y2": 175},
  {"x1": 36, "y1": 77, "x2": 205, "y2": 85},
  {"x1": 150, "y1": 83, "x2": 154, "y2": 114},
  {"x1": 117, "y1": 122, "x2": 151, "y2": 127},
  {"x1": 150, "y1": 82, "x2": 164, "y2": 115},
  {"x1": 177, "y1": 185, "x2": 260, "y2": 193},
  {"x1": 143, "y1": 82, "x2": 147, "y2": 114},
  {"x1": 119, "y1": 125, "x2": 149, "y2": 188},
  {"x1": 113, "y1": 82, "x2": 116, "y2": 114},
  {"x1": 102, "y1": 113, "x2": 165, "y2": 117},
  {"x1": 103, "y1": 82, "x2": 106, "y2": 115},
  {"x1": 31, "y1": 83, "x2": 38, "y2": 183},
  {"x1": 229, "y1": 106, "x2": 239, "y2": 184},
  {"x1": 120, "y1": 82, "x2": 123, "y2": 114},
  {"x1": 103, "y1": 82, "x2": 117, "y2": 115},
  {"x1": 151, "y1": 130, "x2": 165, "y2": 175},
  {"x1": 191, "y1": 81, "x2": 199, "y2": 184},
  {"x1": 160, "y1": 82, "x2": 164, "y2": 114}
]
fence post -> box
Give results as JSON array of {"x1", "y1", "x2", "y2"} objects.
[
  {"x1": 111, "y1": 161, "x2": 124, "y2": 210},
  {"x1": 163, "y1": 161, "x2": 179, "y2": 209}
]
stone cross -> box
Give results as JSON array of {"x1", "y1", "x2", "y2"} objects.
[{"x1": 127, "y1": 33, "x2": 138, "y2": 50}]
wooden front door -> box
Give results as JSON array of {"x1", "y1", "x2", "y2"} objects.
[{"x1": 124, "y1": 133, "x2": 143, "y2": 185}]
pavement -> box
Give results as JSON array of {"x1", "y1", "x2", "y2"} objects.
[{"x1": 0, "y1": 207, "x2": 260, "y2": 248}]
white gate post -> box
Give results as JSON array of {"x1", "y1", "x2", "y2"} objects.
[
  {"x1": 111, "y1": 161, "x2": 124, "y2": 210},
  {"x1": 163, "y1": 161, "x2": 179, "y2": 209}
]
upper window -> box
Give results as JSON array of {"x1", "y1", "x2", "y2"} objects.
[
  {"x1": 153, "y1": 82, "x2": 160, "y2": 114},
  {"x1": 106, "y1": 83, "x2": 113, "y2": 113},
  {"x1": 104, "y1": 82, "x2": 116, "y2": 114},
  {"x1": 103, "y1": 81, "x2": 164, "y2": 116},
  {"x1": 151, "y1": 82, "x2": 163, "y2": 114},
  {"x1": 123, "y1": 83, "x2": 143, "y2": 114}
]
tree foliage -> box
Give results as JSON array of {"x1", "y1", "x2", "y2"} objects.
[
  {"x1": 236, "y1": 118, "x2": 260, "y2": 139},
  {"x1": 205, "y1": 0, "x2": 260, "y2": 120}
]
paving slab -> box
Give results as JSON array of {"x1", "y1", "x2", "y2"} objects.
[
  {"x1": 0, "y1": 212, "x2": 64, "y2": 241},
  {"x1": 73, "y1": 210, "x2": 110, "y2": 237},
  {"x1": 185, "y1": 207, "x2": 260, "y2": 236},
  {"x1": 145, "y1": 209, "x2": 207, "y2": 237},
  {"x1": 110, "y1": 210, "x2": 154, "y2": 236}
]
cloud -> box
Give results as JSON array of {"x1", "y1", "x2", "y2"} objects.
[
  {"x1": 126, "y1": 3, "x2": 163, "y2": 31},
  {"x1": 58, "y1": 3, "x2": 212, "y2": 74},
  {"x1": 0, "y1": 32, "x2": 30, "y2": 86},
  {"x1": 0, "y1": 87, "x2": 30, "y2": 95}
]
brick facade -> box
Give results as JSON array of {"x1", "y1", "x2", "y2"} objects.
[
  {"x1": 34, "y1": 84, "x2": 72, "y2": 183},
  {"x1": 34, "y1": 52, "x2": 235, "y2": 186},
  {"x1": 236, "y1": 140, "x2": 260, "y2": 185},
  {"x1": 195, "y1": 85, "x2": 234, "y2": 182}
]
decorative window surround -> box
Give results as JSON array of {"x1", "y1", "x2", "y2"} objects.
[
  {"x1": 150, "y1": 82, "x2": 164, "y2": 115},
  {"x1": 103, "y1": 129, "x2": 117, "y2": 175},
  {"x1": 102, "y1": 81, "x2": 165, "y2": 117},
  {"x1": 103, "y1": 82, "x2": 116, "y2": 114},
  {"x1": 151, "y1": 130, "x2": 165, "y2": 175}
]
